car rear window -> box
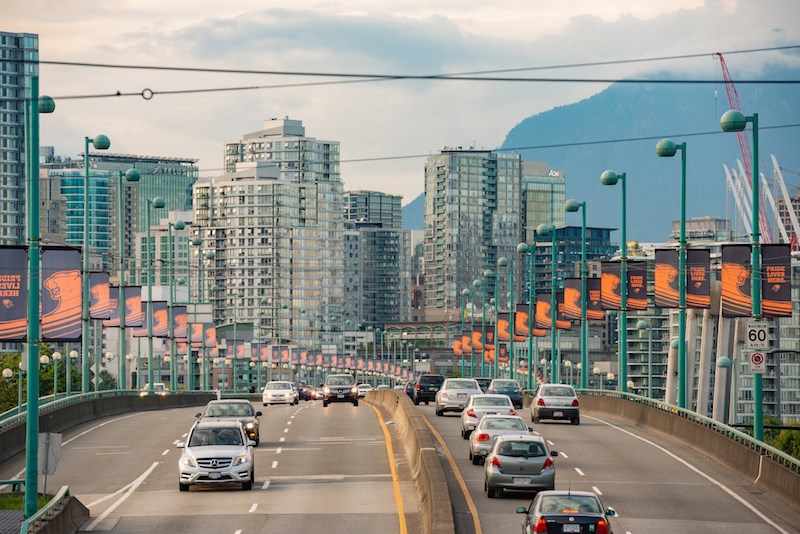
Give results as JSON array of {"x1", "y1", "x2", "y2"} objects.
[
  {"x1": 484, "y1": 418, "x2": 526, "y2": 430},
  {"x1": 498, "y1": 441, "x2": 544, "y2": 457},
  {"x1": 419, "y1": 375, "x2": 444, "y2": 385},
  {"x1": 492, "y1": 380, "x2": 518, "y2": 388},
  {"x1": 474, "y1": 397, "x2": 511, "y2": 406},
  {"x1": 542, "y1": 387, "x2": 575, "y2": 397},
  {"x1": 446, "y1": 380, "x2": 478, "y2": 389},
  {"x1": 540, "y1": 495, "x2": 601, "y2": 514}
]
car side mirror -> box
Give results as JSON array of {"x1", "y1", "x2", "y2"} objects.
[
  {"x1": 551, "y1": 450, "x2": 558, "y2": 456},
  {"x1": 248, "y1": 440, "x2": 257, "y2": 447},
  {"x1": 516, "y1": 507, "x2": 527, "y2": 514},
  {"x1": 528, "y1": 427, "x2": 533, "y2": 432},
  {"x1": 606, "y1": 507, "x2": 616, "y2": 517},
  {"x1": 255, "y1": 411, "x2": 262, "y2": 417},
  {"x1": 195, "y1": 412, "x2": 202, "y2": 418}
]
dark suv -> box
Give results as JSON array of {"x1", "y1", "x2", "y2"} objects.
[
  {"x1": 413, "y1": 374, "x2": 445, "y2": 405},
  {"x1": 322, "y1": 374, "x2": 359, "y2": 407}
]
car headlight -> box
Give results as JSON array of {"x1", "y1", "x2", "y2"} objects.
[
  {"x1": 351, "y1": 386, "x2": 358, "y2": 393},
  {"x1": 323, "y1": 386, "x2": 331, "y2": 394},
  {"x1": 245, "y1": 422, "x2": 255, "y2": 429},
  {"x1": 180, "y1": 457, "x2": 196, "y2": 467},
  {"x1": 233, "y1": 455, "x2": 250, "y2": 466}
]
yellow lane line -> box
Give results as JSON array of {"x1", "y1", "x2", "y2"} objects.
[
  {"x1": 420, "y1": 414, "x2": 483, "y2": 534},
  {"x1": 369, "y1": 404, "x2": 408, "y2": 534}
]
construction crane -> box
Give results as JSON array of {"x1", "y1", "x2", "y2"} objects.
[{"x1": 715, "y1": 52, "x2": 773, "y2": 243}]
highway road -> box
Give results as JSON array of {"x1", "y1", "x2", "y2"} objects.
[
  {"x1": 0, "y1": 399, "x2": 420, "y2": 533},
  {"x1": 1, "y1": 395, "x2": 799, "y2": 533}
]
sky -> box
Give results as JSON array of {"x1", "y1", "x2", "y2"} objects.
[{"x1": 6, "y1": 0, "x2": 800, "y2": 205}]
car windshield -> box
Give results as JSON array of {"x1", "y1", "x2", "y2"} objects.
[
  {"x1": 205, "y1": 403, "x2": 253, "y2": 417},
  {"x1": 266, "y1": 382, "x2": 291, "y2": 390},
  {"x1": 447, "y1": 380, "x2": 478, "y2": 389},
  {"x1": 542, "y1": 387, "x2": 575, "y2": 397},
  {"x1": 492, "y1": 380, "x2": 518, "y2": 388},
  {"x1": 327, "y1": 376, "x2": 355, "y2": 386},
  {"x1": 497, "y1": 441, "x2": 544, "y2": 457},
  {"x1": 540, "y1": 495, "x2": 601, "y2": 514},
  {"x1": 474, "y1": 397, "x2": 511, "y2": 407},
  {"x1": 189, "y1": 427, "x2": 244, "y2": 447},
  {"x1": 482, "y1": 418, "x2": 526, "y2": 430}
]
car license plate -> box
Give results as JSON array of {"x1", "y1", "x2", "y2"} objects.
[
  {"x1": 457, "y1": 393, "x2": 466, "y2": 399},
  {"x1": 562, "y1": 525, "x2": 581, "y2": 533},
  {"x1": 337, "y1": 394, "x2": 344, "y2": 398},
  {"x1": 209, "y1": 472, "x2": 221, "y2": 479},
  {"x1": 554, "y1": 411, "x2": 563, "y2": 417},
  {"x1": 512, "y1": 477, "x2": 531, "y2": 484},
  {"x1": 429, "y1": 387, "x2": 438, "y2": 391}
]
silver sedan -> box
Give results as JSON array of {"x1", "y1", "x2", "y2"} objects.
[
  {"x1": 434, "y1": 378, "x2": 482, "y2": 416},
  {"x1": 460, "y1": 394, "x2": 518, "y2": 439},
  {"x1": 484, "y1": 434, "x2": 557, "y2": 498},
  {"x1": 469, "y1": 414, "x2": 532, "y2": 465}
]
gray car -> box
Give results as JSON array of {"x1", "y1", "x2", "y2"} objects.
[
  {"x1": 484, "y1": 434, "x2": 557, "y2": 498},
  {"x1": 178, "y1": 420, "x2": 255, "y2": 491},
  {"x1": 469, "y1": 414, "x2": 532, "y2": 464},
  {"x1": 434, "y1": 378, "x2": 482, "y2": 416},
  {"x1": 531, "y1": 384, "x2": 580, "y2": 424},
  {"x1": 460, "y1": 394, "x2": 518, "y2": 439}
]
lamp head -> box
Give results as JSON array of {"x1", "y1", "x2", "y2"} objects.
[
  {"x1": 472, "y1": 279, "x2": 482, "y2": 288},
  {"x1": 191, "y1": 237, "x2": 202, "y2": 246},
  {"x1": 717, "y1": 356, "x2": 732, "y2": 368},
  {"x1": 720, "y1": 109, "x2": 747, "y2": 132},
  {"x1": 174, "y1": 220, "x2": 186, "y2": 230},
  {"x1": 636, "y1": 319, "x2": 650, "y2": 330},
  {"x1": 670, "y1": 338, "x2": 680, "y2": 349},
  {"x1": 516, "y1": 242, "x2": 529, "y2": 254},
  {"x1": 600, "y1": 170, "x2": 619, "y2": 186},
  {"x1": 152, "y1": 197, "x2": 166, "y2": 209},
  {"x1": 461, "y1": 288, "x2": 471, "y2": 297},
  {"x1": 38, "y1": 96, "x2": 55, "y2": 114},
  {"x1": 260, "y1": 298, "x2": 269, "y2": 305},
  {"x1": 92, "y1": 134, "x2": 111, "y2": 150},
  {"x1": 205, "y1": 251, "x2": 215, "y2": 260},
  {"x1": 564, "y1": 199, "x2": 581, "y2": 213},
  {"x1": 655, "y1": 138, "x2": 677, "y2": 158},
  {"x1": 39, "y1": 355, "x2": 50, "y2": 365},
  {"x1": 497, "y1": 257, "x2": 509, "y2": 268},
  {"x1": 52, "y1": 351, "x2": 62, "y2": 360},
  {"x1": 483, "y1": 269, "x2": 494, "y2": 279},
  {"x1": 536, "y1": 223, "x2": 553, "y2": 236},
  {"x1": 2, "y1": 368, "x2": 12, "y2": 379},
  {"x1": 125, "y1": 168, "x2": 140, "y2": 182},
  {"x1": 69, "y1": 350, "x2": 79, "y2": 359}
]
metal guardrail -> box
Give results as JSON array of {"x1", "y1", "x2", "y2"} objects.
[
  {"x1": 576, "y1": 388, "x2": 800, "y2": 474},
  {"x1": 18, "y1": 485, "x2": 69, "y2": 534}
]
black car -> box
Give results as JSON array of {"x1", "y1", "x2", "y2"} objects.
[
  {"x1": 297, "y1": 383, "x2": 312, "y2": 401},
  {"x1": 413, "y1": 374, "x2": 445, "y2": 405},
  {"x1": 196, "y1": 399, "x2": 262, "y2": 446},
  {"x1": 487, "y1": 378, "x2": 524, "y2": 408},
  {"x1": 516, "y1": 490, "x2": 616, "y2": 534},
  {"x1": 404, "y1": 381, "x2": 416, "y2": 399},
  {"x1": 475, "y1": 377, "x2": 492, "y2": 393},
  {"x1": 322, "y1": 374, "x2": 359, "y2": 407}
]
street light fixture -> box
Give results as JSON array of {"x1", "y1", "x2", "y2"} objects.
[
  {"x1": 471, "y1": 279, "x2": 482, "y2": 378},
  {"x1": 167, "y1": 219, "x2": 186, "y2": 391},
  {"x1": 636, "y1": 319, "x2": 654, "y2": 398},
  {"x1": 481, "y1": 269, "x2": 493, "y2": 377},
  {"x1": 51, "y1": 351, "x2": 62, "y2": 398},
  {"x1": 145, "y1": 197, "x2": 166, "y2": 392},
  {"x1": 537, "y1": 223, "x2": 558, "y2": 384},
  {"x1": 600, "y1": 170, "x2": 629, "y2": 393},
  {"x1": 517, "y1": 241, "x2": 537, "y2": 390},
  {"x1": 117, "y1": 168, "x2": 140, "y2": 390},
  {"x1": 460, "y1": 288, "x2": 471, "y2": 378},
  {"x1": 656, "y1": 138, "x2": 688, "y2": 409},
  {"x1": 564, "y1": 199, "x2": 589, "y2": 388},
  {"x1": 497, "y1": 257, "x2": 511, "y2": 380},
  {"x1": 68, "y1": 350, "x2": 78, "y2": 395},
  {"x1": 82, "y1": 133, "x2": 111, "y2": 394},
  {"x1": 720, "y1": 108, "x2": 764, "y2": 442}
]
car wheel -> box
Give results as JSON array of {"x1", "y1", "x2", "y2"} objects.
[
  {"x1": 425, "y1": 401, "x2": 430, "y2": 405},
  {"x1": 472, "y1": 453, "x2": 480, "y2": 465},
  {"x1": 353, "y1": 399, "x2": 359, "y2": 407},
  {"x1": 572, "y1": 416, "x2": 580, "y2": 425},
  {"x1": 242, "y1": 480, "x2": 252, "y2": 491},
  {"x1": 179, "y1": 483, "x2": 189, "y2": 492},
  {"x1": 435, "y1": 407, "x2": 443, "y2": 416},
  {"x1": 486, "y1": 483, "x2": 497, "y2": 499},
  {"x1": 414, "y1": 397, "x2": 420, "y2": 405},
  {"x1": 323, "y1": 400, "x2": 328, "y2": 407},
  {"x1": 254, "y1": 437, "x2": 260, "y2": 446},
  {"x1": 263, "y1": 403, "x2": 268, "y2": 407},
  {"x1": 533, "y1": 415, "x2": 540, "y2": 424},
  {"x1": 461, "y1": 428, "x2": 469, "y2": 439}
]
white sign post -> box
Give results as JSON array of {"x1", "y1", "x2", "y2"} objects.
[
  {"x1": 746, "y1": 321, "x2": 768, "y2": 350},
  {"x1": 749, "y1": 351, "x2": 766, "y2": 374}
]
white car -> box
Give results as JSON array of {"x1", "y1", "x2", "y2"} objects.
[
  {"x1": 262, "y1": 381, "x2": 298, "y2": 406},
  {"x1": 357, "y1": 383, "x2": 374, "y2": 398},
  {"x1": 178, "y1": 420, "x2": 255, "y2": 491},
  {"x1": 531, "y1": 384, "x2": 580, "y2": 424},
  {"x1": 434, "y1": 378, "x2": 482, "y2": 416},
  {"x1": 460, "y1": 394, "x2": 517, "y2": 439},
  {"x1": 140, "y1": 382, "x2": 168, "y2": 397},
  {"x1": 469, "y1": 414, "x2": 533, "y2": 465}
]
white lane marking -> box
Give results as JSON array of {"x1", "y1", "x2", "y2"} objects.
[
  {"x1": 592, "y1": 486, "x2": 603, "y2": 495},
  {"x1": 249, "y1": 503, "x2": 258, "y2": 513},
  {"x1": 546, "y1": 439, "x2": 555, "y2": 446},
  {"x1": 276, "y1": 447, "x2": 282, "y2": 454},
  {"x1": 283, "y1": 428, "x2": 289, "y2": 433},
  {"x1": 290, "y1": 415, "x2": 295, "y2": 419},
  {"x1": 86, "y1": 481, "x2": 134, "y2": 508},
  {"x1": 262, "y1": 480, "x2": 270, "y2": 490},
  {"x1": 182, "y1": 433, "x2": 188, "y2": 438},
  {"x1": 173, "y1": 440, "x2": 180, "y2": 445},
  {"x1": 271, "y1": 461, "x2": 278, "y2": 469},
  {"x1": 234, "y1": 530, "x2": 242, "y2": 534},
  {"x1": 279, "y1": 437, "x2": 285, "y2": 442},
  {"x1": 162, "y1": 449, "x2": 170, "y2": 456},
  {"x1": 287, "y1": 421, "x2": 292, "y2": 425},
  {"x1": 96, "y1": 452, "x2": 131, "y2": 456},
  {"x1": 84, "y1": 462, "x2": 159, "y2": 531},
  {"x1": 575, "y1": 468, "x2": 585, "y2": 477},
  {"x1": 587, "y1": 415, "x2": 790, "y2": 534},
  {"x1": 560, "y1": 452, "x2": 569, "y2": 459},
  {"x1": 72, "y1": 446, "x2": 130, "y2": 450},
  {"x1": 63, "y1": 413, "x2": 145, "y2": 446}
]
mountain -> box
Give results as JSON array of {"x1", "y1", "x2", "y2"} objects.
[
  {"x1": 501, "y1": 66, "x2": 800, "y2": 242},
  {"x1": 402, "y1": 192, "x2": 424, "y2": 230}
]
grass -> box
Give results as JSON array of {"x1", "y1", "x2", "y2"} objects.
[{"x1": 0, "y1": 493, "x2": 52, "y2": 510}]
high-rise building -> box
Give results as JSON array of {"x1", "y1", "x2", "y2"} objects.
[
  {"x1": 0, "y1": 32, "x2": 38, "y2": 245},
  {"x1": 199, "y1": 118, "x2": 344, "y2": 355},
  {"x1": 343, "y1": 190, "x2": 402, "y2": 228},
  {"x1": 522, "y1": 161, "x2": 566, "y2": 244},
  {"x1": 776, "y1": 187, "x2": 800, "y2": 242},
  {"x1": 423, "y1": 148, "x2": 522, "y2": 317}
]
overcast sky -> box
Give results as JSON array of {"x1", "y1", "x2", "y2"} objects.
[{"x1": 6, "y1": 0, "x2": 800, "y2": 204}]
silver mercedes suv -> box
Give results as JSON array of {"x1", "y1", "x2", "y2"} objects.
[{"x1": 178, "y1": 420, "x2": 255, "y2": 491}]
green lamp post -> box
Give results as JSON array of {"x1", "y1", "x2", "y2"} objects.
[
  {"x1": 537, "y1": 223, "x2": 558, "y2": 383},
  {"x1": 460, "y1": 288, "x2": 471, "y2": 378},
  {"x1": 600, "y1": 170, "x2": 629, "y2": 393},
  {"x1": 471, "y1": 278, "x2": 482, "y2": 377},
  {"x1": 637, "y1": 319, "x2": 653, "y2": 399},
  {"x1": 721, "y1": 108, "x2": 763, "y2": 441},
  {"x1": 656, "y1": 138, "x2": 688, "y2": 408},
  {"x1": 167, "y1": 220, "x2": 185, "y2": 391},
  {"x1": 117, "y1": 168, "x2": 140, "y2": 390},
  {"x1": 564, "y1": 199, "x2": 589, "y2": 388},
  {"x1": 497, "y1": 257, "x2": 511, "y2": 379},
  {"x1": 145, "y1": 197, "x2": 166, "y2": 391},
  {"x1": 82, "y1": 133, "x2": 111, "y2": 393},
  {"x1": 517, "y1": 242, "x2": 535, "y2": 389},
  {"x1": 482, "y1": 269, "x2": 494, "y2": 377}
]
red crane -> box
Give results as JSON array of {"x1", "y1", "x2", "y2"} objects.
[{"x1": 715, "y1": 52, "x2": 773, "y2": 243}]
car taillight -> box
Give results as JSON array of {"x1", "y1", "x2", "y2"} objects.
[
  {"x1": 515, "y1": 388, "x2": 522, "y2": 393},
  {"x1": 509, "y1": 408, "x2": 517, "y2": 415},
  {"x1": 416, "y1": 384, "x2": 421, "y2": 390},
  {"x1": 542, "y1": 457, "x2": 553, "y2": 470},
  {"x1": 532, "y1": 518, "x2": 548, "y2": 532},
  {"x1": 475, "y1": 433, "x2": 490, "y2": 442},
  {"x1": 487, "y1": 388, "x2": 494, "y2": 393},
  {"x1": 596, "y1": 519, "x2": 609, "y2": 534},
  {"x1": 490, "y1": 457, "x2": 501, "y2": 468},
  {"x1": 537, "y1": 398, "x2": 545, "y2": 406},
  {"x1": 466, "y1": 408, "x2": 476, "y2": 417},
  {"x1": 572, "y1": 399, "x2": 579, "y2": 406}
]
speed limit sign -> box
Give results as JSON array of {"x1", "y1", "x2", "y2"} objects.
[
  {"x1": 746, "y1": 321, "x2": 768, "y2": 350},
  {"x1": 749, "y1": 351, "x2": 766, "y2": 374}
]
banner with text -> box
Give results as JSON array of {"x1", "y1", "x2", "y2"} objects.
[
  {"x1": 0, "y1": 247, "x2": 27, "y2": 341},
  {"x1": 41, "y1": 247, "x2": 82, "y2": 341},
  {"x1": 721, "y1": 244, "x2": 752, "y2": 317},
  {"x1": 761, "y1": 244, "x2": 792, "y2": 317}
]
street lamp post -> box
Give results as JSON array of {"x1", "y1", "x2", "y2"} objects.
[
  {"x1": 564, "y1": 360, "x2": 572, "y2": 386},
  {"x1": 656, "y1": 138, "x2": 688, "y2": 409},
  {"x1": 232, "y1": 290, "x2": 244, "y2": 392},
  {"x1": 565, "y1": 199, "x2": 589, "y2": 388},
  {"x1": 517, "y1": 241, "x2": 537, "y2": 390},
  {"x1": 117, "y1": 169, "x2": 140, "y2": 390},
  {"x1": 600, "y1": 170, "x2": 629, "y2": 393},
  {"x1": 481, "y1": 270, "x2": 493, "y2": 377},
  {"x1": 497, "y1": 257, "x2": 510, "y2": 379},
  {"x1": 145, "y1": 197, "x2": 166, "y2": 392},
  {"x1": 720, "y1": 109, "x2": 764, "y2": 441},
  {"x1": 82, "y1": 133, "x2": 111, "y2": 393},
  {"x1": 471, "y1": 279, "x2": 481, "y2": 378},
  {"x1": 2, "y1": 366, "x2": 23, "y2": 414},
  {"x1": 637, "y1": 320, "x2": 654, "y2": 398},
  {"x1": 460, "y1": 288, "x2": 471, "y2": 378},
  {"x1": 537, "y1": 223, "x2": 559, "y2": 384},
  {"x1": 68, "y1": 350, "x2": 78, "y2": 395},
  {"x1": 51, "y1": 352, "x2": 61, "y2": 398},
  {"x1": 168, "y1": 220, "x2": 186, "y2": 391}
]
